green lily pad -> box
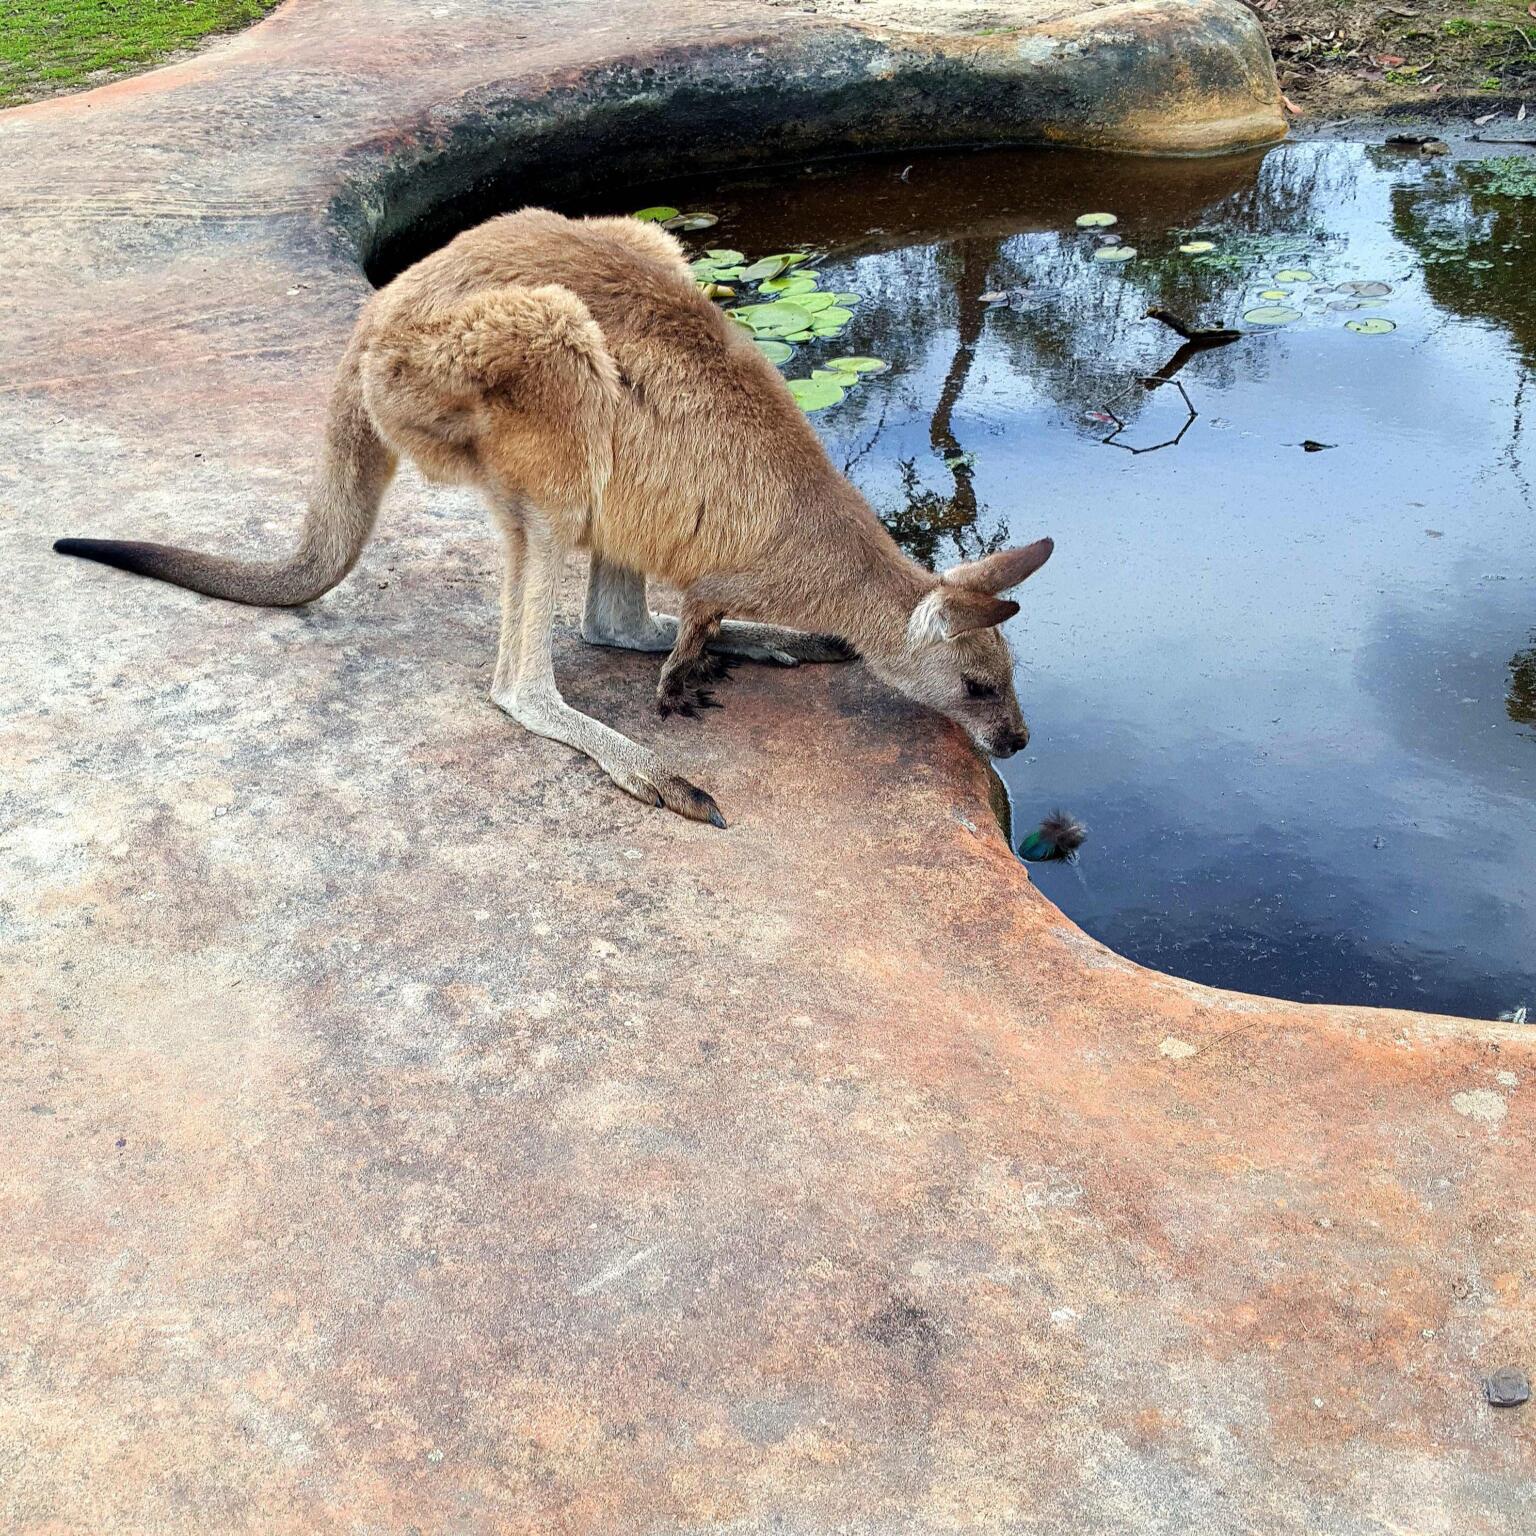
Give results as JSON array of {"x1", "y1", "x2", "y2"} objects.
[
  {"x1": 811, "y1": 305, "x2": 853, "y2": 326},
  {"x1": 1242, "y1": 305, "x2": 1302, "y2": 324},
  {"x1": 633, "y1": 206, "x2": 679, "y2": 223},
  {"x1": 734, "y1": 300, "x2": 815, "y2": 336},
  {"x1": 824, "y1": 356, "x2": 888, "y2": 374},
  {"x1": 1259, "y1": 289, "x2": 1291, "y2": 301},
  {"x1": 796, "y1": 291, "x2": 838, "y2": 313},
  {"x1": 811, "y1": 368, "x2": 858, "y2": 384},
  {"x1": 831, "y1": 292, "x2": 862, "y2": 306},
  {"x1": 1345, "y1": 317, "x2": 1397, "y2": 334},
  {"x1": 1179, "y1": 240, "x2": 1216, "y2": 254},
  {"x1": 1093, "y1": 246, "x2": 1136, "y2": 263},
  {"x1": 754, "y1": 339, "x2": 795, "y2": 364},
  {"x1": 1076, "y1": 212, "x2": 1118, "y2": 227},
  {"x1": 1274, "y1": 268, "x2": 1315, "y2": 282},
  {"x1": 760, "y1": 274, "x2": 818, "y2": 295},
  {"x1": 740, "y1": 257, "x2": 793, "y2": 282},
  {"x1": 784, "y1": 331, "x2": 816, "y2": 342},
  {"x1": 787, "y1": 376, "x2": 846, "y2": 412},
  {"x1": 705, "y1": 249, "x2": 745, "y2": 263}
]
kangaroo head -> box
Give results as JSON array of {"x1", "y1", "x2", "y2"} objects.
[{"x1": 866, "y1": 538, "x2": 1053, "y2": 759}]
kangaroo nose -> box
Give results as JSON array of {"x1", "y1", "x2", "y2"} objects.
[{"x1": 993, "y1": 728, "x2": 1030, "y2": 758}]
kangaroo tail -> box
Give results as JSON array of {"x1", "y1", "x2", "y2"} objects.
[{"x1": 54, "y1": 353, "x2": 397, "y2": 608}]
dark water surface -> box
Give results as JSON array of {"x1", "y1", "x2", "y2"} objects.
[{"x1": 612, "y1": 142, "x2": 1535, "y2": 1018}]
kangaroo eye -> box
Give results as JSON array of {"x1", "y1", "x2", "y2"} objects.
[{"x1": 964, "y1": 677, "x2": 997, "y2": 700}]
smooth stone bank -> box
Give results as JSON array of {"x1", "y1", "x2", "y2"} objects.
[{"x1": 1, "y1": 1, "x2": 1529, "y2": 1530}]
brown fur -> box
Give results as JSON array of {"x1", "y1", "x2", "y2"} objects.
[{"x1": 55, "y1": 209, "x2": 1054, "y2": 823}]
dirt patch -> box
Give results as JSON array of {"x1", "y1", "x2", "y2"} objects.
[{"x1": 1254, "y1": 0, "x2": 1536, "y2": 116}]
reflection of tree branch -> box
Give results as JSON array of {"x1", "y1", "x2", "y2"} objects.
[
  {"x1": 841, "y1": 400, "x2": 891, "y2": 477},
  {"x1": 1143, "y1": 339, "x2": 1205, "y2": 390},
  {"x1": 1100, "y1": 378, "x2": 1199, "y2": 454},
  {"x1": 928, "y1": 238, "x2": 999, "y2": 522}
]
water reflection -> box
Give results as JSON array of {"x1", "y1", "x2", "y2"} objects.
[{"x1": 620, "y1": 142, "x2": 1535, "y2": 1017}]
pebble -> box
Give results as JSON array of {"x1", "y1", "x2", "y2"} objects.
[{"x1": 1484, "y1": 1367, "x2": 1530, "y2": 1408}]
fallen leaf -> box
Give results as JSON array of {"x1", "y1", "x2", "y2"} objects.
[
  {"x1": 1522, "y1": 103, "x2": 1530, "y2": 122},
  {"x1": 1282, "y1": 92, "x2": 1304, "y2": 115},
  {"x1": 1475, "y1": 111, "x2": 1501, "y2": 125},
  {"x1": 1375, "y1": 54, "x2": 1407, "y2": 67}
]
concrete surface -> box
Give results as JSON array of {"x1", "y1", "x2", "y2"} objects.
[{"x1": 1, "y1": 1, "x2": 1531, "y2": 1531}]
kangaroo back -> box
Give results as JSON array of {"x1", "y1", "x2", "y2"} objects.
[{"x1": 54, "y1": 338, "x2": 398, "y2": 607}]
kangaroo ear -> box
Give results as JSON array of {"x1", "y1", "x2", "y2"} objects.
[
  {"x1": 942, "y1": 537, "x2": 1054, "y2": 596},
  {"x1": 909, "y1": 585, "x2": 1020, "y2": 645}
]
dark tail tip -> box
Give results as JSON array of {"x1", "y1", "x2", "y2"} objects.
[{"x1": 54, "y1": 537, "x2": 165, "y2": 578}]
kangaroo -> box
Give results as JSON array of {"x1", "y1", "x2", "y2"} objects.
[{"x1": 54, "y1": 209, "x2": 1053, "y2": 826}]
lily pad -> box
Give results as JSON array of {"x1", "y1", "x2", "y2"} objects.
[
  {"x1": 705, "y1": 249, "x2": 745, "y2": 263},
  {"x1": 665, "y1": 212, "x2": 719, "y2": 231},
  {"x1": 760, "y1": 274, "x2": 818, "y2": 295},
  {"x1": 734, "y1": 300, "x2": 815, "y2": 336},
  {"x1": 1341, "y1": 280, "x2": 1392, "y2": 297},
  {"x1": 759, "y1": 252, "x2": 810, "y2": 270},
  {"x1": 754, "y1": 339, "x2": 795, "y2": 364},
  {"x1": 740, "y1": 256, "x2": 793, "y2": 283},
  {"x1": 1242, "y1": 304, "x2": 1302, "y2": 325},
  {"x1": 784, "y1": 331, "x2": 815, "y2": 342},
  {"x1": 796, "y1": 291, "x2": 839, "y2": 313},
  {"x1": 1076, "y1": 212, "x2": 1118, "y2": 227},
  {"x1": 830, "y1": 292, "x2": 862, "y2": 306},
  {"x1": 1093, "y1": 246, "x2": 1136, "y2": 263},
  {"x1": 787, "y1": 376, "x2": 846, "y2": 412},
  {"x1": 1274, "y1": 268, "x2": 1315, "y2": 282},
  {"x1": 824, "y1": 356, "x2": 888, "y2": 374},
  {"x1": 1259, "y1": 289, "x2": 1291, "y2": 301},
  {"x1": 1345, "y1": 317, "x2": 1397, "y2": 335},
  {"x1": 812, "y1": 305, "x2": 853, "y2": 326},
  {"x1": 1327, "y1": 299, "x2": 1362, "y2": 311},
  {"x1": 1179, "y1": 240, "x2": 1216, "y2": 254},
  {"x1": 633, "y1": 205, "x2": 679, "y2": 223}
]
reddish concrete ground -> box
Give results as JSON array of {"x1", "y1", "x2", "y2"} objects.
[{"x1": 1, "y1": 2, "x2": 1530, "y2": 1531}]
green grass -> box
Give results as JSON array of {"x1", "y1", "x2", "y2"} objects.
[{"x1": 0, "y1": 0, "x2": 282, "y2": 107}]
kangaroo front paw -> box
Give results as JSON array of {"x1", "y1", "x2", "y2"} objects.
[
  {"x1": 657, "y1": 656, "x2": 733, "y2": 719},
  {"x1": 615, "y1": 764, "x2": 727, "y2": 827}
]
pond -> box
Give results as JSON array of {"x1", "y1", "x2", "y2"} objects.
[{"x1": 598, "y1": 139, "x2": 1536, "y2": 1020}]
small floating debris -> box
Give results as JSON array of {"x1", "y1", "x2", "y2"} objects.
[
  {"x1": 1018, "y1": 810, "x2": 1088, "y2": 863},
  {"x1": 1300, "y1": 440, "x2": 1335, "y2": 452},
  {"x1": 665, "y1": 211, "x2": 719, "y2": 231},
  {"x1": 1145, "y1": 308, "x2": 1241, "y2": 346},
  {"x1": 1076, "y1": 212, "x2": 1118, "y2": 227}
]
